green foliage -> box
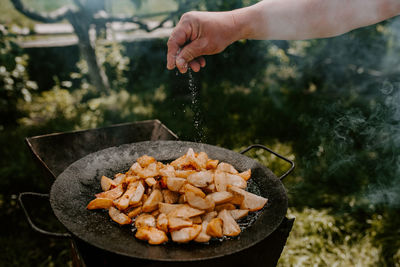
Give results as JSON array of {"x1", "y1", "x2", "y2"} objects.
[
  {"x1": 0, "y1": 26, "x2": 38, "y2": 128},
  {"x1": 278, "y1": 208, "x2": 382, "y2": 266}
]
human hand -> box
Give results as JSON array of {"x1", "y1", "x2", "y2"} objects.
[{"x1": 167, "y1": 11, "x2": 242, "y2": 73}]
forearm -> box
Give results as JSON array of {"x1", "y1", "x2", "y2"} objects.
[{"x1": 232, "y1": 0, "x2": 400, "y2": 40}]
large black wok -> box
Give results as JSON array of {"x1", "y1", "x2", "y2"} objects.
[{"x1": 49, "y1": 140, "x2": 293, "y2": 261}]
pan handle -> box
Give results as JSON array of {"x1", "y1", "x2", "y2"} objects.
[
  {"x1": 240, "y1": 144, "x2": 295, "y2": 180},
  {"x1": 18, "y1": 192, "x2": 71, "y2": 238}
]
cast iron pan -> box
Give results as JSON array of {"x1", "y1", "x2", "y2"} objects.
[{"x1": 49, "y1": 140, "x2": 290, "y2": 261}]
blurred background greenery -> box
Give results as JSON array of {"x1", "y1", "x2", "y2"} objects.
[{"x1": 1, "y1": 0, "x2": 400, "y2": 266}]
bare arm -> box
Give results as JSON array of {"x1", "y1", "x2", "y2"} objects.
[
  {"x1": 235, "y1": 0, "x2": 400, "y2": 40},
  {"x1": 167, "y1": 0, "x2": 400, "y2": 73}
]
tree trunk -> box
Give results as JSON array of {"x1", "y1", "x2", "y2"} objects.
[{"x1": 67, "y1": 11, "x2": 110, "y2": 93}]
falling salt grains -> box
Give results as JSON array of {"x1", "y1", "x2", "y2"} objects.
[{"x1": 188, "y1": 69, "x2": 205, "y2": 142}]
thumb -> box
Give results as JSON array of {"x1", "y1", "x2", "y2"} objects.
[{"x1": 176, "y1": 41, "x2": 204, "y2": 73}]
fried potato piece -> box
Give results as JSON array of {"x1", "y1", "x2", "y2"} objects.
[
  {"x1": 215, "y1": 203, "x2": 236, "y2": 212},
  {"x1": 151, "y1": 210, "x2": 160, "y2": 217},
  {"x1": 217, "y1": 162, "x2": 238, "y2": 174},
  {"x1": 202, "y1": 211, "x2": 218, "y2": 222},
  {"x1": 135, "y1": 214, "x2": 156, "y2": 228},
  {"x1": 129, "y1": 162, "x2": 143, "y2": 175},
  {"x1": 187, "y1": 171, "x2": 213, "y2": 188},
  {"x1": 87, "y1": 198, "x2": 113, "y2": 210},
  {"x1": 214, "y1": 171, "x2": 228, "y2": 192},
  {"x1": 230, "y1": 209, "x2": 249, "y2": 220},
  {"x1": 168, "y1": 217, "x2": 193, "y2": 231},
  {"x1": 214, "y1": 171, "x2": 246, "y2": 191},
  {"x1": 162, "y1": 189, "x2": 179, "y2": 204},
  {"x1": 195, "y1": 221, "x2": 211, "y2": 243},
  {"x1": 101, "y1": 176, "x2": 116, "y2": 191},
  {"x1": 185, "y1": 191, "x2": 215, "y2": 210},
  {"x1": 203, "y1": 183, "x2": 216, "y2": 193},
  {"x1": 142, "y1": 189, "x2": 163, "y2": 212},
  {"x1": 135, "y1": 226, "x2": 168, "y2": 245},
  {"x1": 175, "y1": 170, "x2": 196, "y2": 178},
  {"x1": 196, "y1": 152, "x2": 208, "y2": 170},
  {"x1": 138, "y1": 162, "x2": 159, "y2": 178},
  {"x1": 170, "y1": 155, "x2": 188, "y2": 169},
  {"x1": 181, "y1": 184, "x2": 206, "y2": 198},
  {"x1": 109, "y1": 207, "x2": 132, "y2": 225},
  {"x1": 228, "y1": 185, "x2": 268, "y2": 211},
  {"x1": 129, "y1": 181, "x2": 145, "y2": 205},
  {"x1": 238, "y1": 169, "x2": 251, "y2": 181},
  {"x1": 218, "y1": 209, "x2": 241, "y2": 236},
  {"x1": 158, "y1": 203, "x2": 185, "y2": 215},
  {"x1": 166, "y1": 177, "x2": 186, "y2": 192},
  {"x1": 95, "y1": 184, "x2": 124, "y2": 200},
  {"x1": 113, "y1": 173, "x2": 126, "y2": 185},
  {"x1": 145, "y1": 177, "x2": 157, "y2": 187},
  {"x1": 156, "y1": 213, "x2": 168, "y2": 232},
  {"x1": 114, "y1": 182, "x2": 139, "y2": 210},
  {"x1": 226, "y1": 174, "x2": 247, "y2": 189},
  {"x1": 171, "y1": 225, "x2": 202, "y2": 243},
  {"x1": 208, "y1": 191, "x2": 233, "y2": 205},
  {"x1": 137, "y1": 155, "x2": 156, "y2": 168},
  {"x1": 127, "y1": 206, "x2": 142, "y2": 218},
  {"x1": 206, "y1": 159, "x2": 219, "y2": 170},
  {"x1": 206, "y1": 218, "x2": 223, "y2": 238},
  {"x1": 189, "y1": 216, "x2": 202, "y2": 224},
  {"x1": 168, "y1": 204, "x2": 205, "y2": 218},
  {"x1": 159, "y1": 165, "x2": 175, "y2": 178}
]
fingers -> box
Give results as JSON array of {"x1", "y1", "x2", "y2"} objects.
[
  {"x1": 175, "y1": 40, "x2": 207, "y2": 73},
  {"x1": 167, "y1": 22, "x2": 192, "y2": 70}
]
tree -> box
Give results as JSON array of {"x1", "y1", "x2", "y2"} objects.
[{"x1": 10, "y1": 0, "x2": 199, "y2": 92}]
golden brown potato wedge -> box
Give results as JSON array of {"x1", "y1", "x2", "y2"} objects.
[
  {"x1": 95, "y1": 184, "x2": 124, "y2": 200},
  {"x1": 185, "y1": 191, "x2": 215, "y2": 210},
  {"x1": 156, "y1": 213, "x2": 168, "y2": 232},
  {"x1": 145, "y1": 177, "x2": 157, "y2": 187},
  {"x1": 208, "y1": 191, "x2": 233, "y2": 205},
  {"x1": 228, "y1": 185, "x2": 268, "y2": 211},
  {"x1": 135, "y1": 214, "x2": 156, "y2": 228},
  {"x1": 158, "y1": 203, "x2": 185, "y2": 215},
  {"x1": 170, "y1": 224, "x2": 202, "y2": 243},
  {"x1": 206, "y1": 218, "x2": 223, "y2": 238},
  {"x1": 142, "y1": 189, "x2": 163, "y2": 212},
  {"x1": 129, "y1": 181, "x2": 145, "y2": 205},
  {"x1": 206, "y1": 159, "x2": 219, "y2": 170},
  {"x1": 162, "y1": 189, "x2": 179, "y2": 204},
  {"x1": 129, "y1": 162, "x2": 142, "y2": 174},
  {"x1": 189, "y1": 216, "x2": 202, "y2": 224},
  {"x1": 138, "y1": 162, "x2": 159, "y2": 178},
  {"x1": 181, "y1": 184, "x2": 206, "y2": 198},
  {"x1": 159, "y1": 165, "x2": 175, "y2": 178},
  {"x1": 101, "y1": 176, "x2": 116, "y2": 191},
  {"x1": 127, "y1": 206, "x2": 142, "y2": 218},
  {"x1": 230, "y1": 209, "x2": 249, "y2": 220},
  {"x1": 238, "y1": 169, "x2": 251, "y2": 181},
  {"x1": 202, "y1": 211, "x2": 218, "y2": 222},
  {"x1": 87, "y1": 198, "x2": 113, "y2": 210},
  {"x1": 114, "y1": 181, "x2": 139, "y2": 210},
  {"x1": 136, "y1": 155, "x2": 156, "y2": 168},
  {"x1": 168, "y1": 217, "x2": 193, "y2": 231},
  {"x1": 166, "y1": 177, "x2": 186, "y2": 192},
  {"x1": 168, "y1": 204, "x2": 205, "y2": 218},
  {"x1": 215, "y1": 203, "x2": 236, "y2": 212},
  {"x1": 216, "y1": 162, "x2": 238, "y2": 174},
  {"x1": 218, "y1": 209, "x2": 241, "y2": 236},
  {"x1": 113, "y1": 173, "x2": 126, "y2": 185},
  {"x1": 175, "y1": 170, "x2": 196, "y2": 178},
  {"x1": 135, "y1": 226, "x2": 168, "y2": 245},
  {"x1": 109, "y1": 207, "x2": 132, "y2": 225},
  {"x1": 194, "y1": 221, "x2": 211, "y2": 243},
  {"x1": 187, "y1": 171, "x2": 213, "y2": 188}
]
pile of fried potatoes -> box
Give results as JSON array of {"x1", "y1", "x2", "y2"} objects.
[{"x1": 87, "y1": 148, "x2": 268, "y2": 245}]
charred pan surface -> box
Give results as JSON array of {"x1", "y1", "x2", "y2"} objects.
[{"x1": 50, "y1": 140, "x2": 288, "y2": 261}]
